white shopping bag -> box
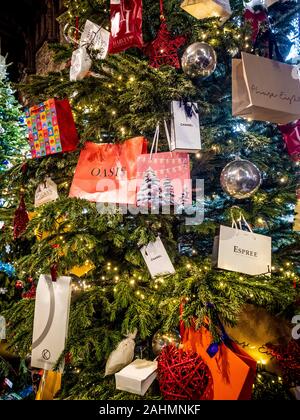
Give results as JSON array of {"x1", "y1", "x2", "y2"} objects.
[
  {"x1": 34, "y1": 177, "x2": 59, "y2": 207},
  {"x1": 80, "y1": 20, "x2": 110, "y2": 59},
  {"x1": 0, "y1": 316, "x2": 5, "y2": 340},
  {"x1": 31, "y1": 275, "x2": 72, "y2": 372},
  {"x1": 170, "y1": 101, "x2": 201, "y2": 153},
  {"x1": 115, "y1": 359, "x2": 157, "y2": 396},
  {"x1": 212, "y1": 215, "x2": 272, "y2": 276},
  {"x1": 140, "y1": 237, "x2": 175, "y2": 278},
  {"x1": 70, "y1": 46, "x2": 92, "y2": 81}
]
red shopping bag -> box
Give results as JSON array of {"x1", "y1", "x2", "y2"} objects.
[
  {"x1": 278, "y1": 120, "x2": 300, "y2": 161},
  {"x1": 25, "y1": 99, "x2": 78, "y2": 158},
  {"x1": 108, "y1": 0, "x2": 144, "y2": 54},
  {"x1": 69, "y1": 137, "x2": 147, "y2": 204},
  {"x1": 182, "y1": 326, "x2": 257, "y2": 400}
]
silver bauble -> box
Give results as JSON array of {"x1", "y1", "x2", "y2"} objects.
[
  {"x1": 152, "y1": 331, "x2": 180, "y2": 356},
  {"x1": 181, "y1": 42, "x2": 217, "y2": 78},
  {"x1": 220, "y1": 159, "x2": 262, "y2": 199}
]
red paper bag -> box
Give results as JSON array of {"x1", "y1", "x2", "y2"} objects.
[
  {"x1": 25, "y1": 99, "x2": 78, "y2": 158},
  {"x1": 136, "y1": 152, "x2": 192, "y2": 208},
  {"x1": 182, "y1": 326, "x2": 256, "y2": 400},
  {"x1": 109, "y1": 0, "x2": 143, "y2": 54},
  {"x1": 278, "y1": 120, "x2": 300, "y2": 161},
  {"x1": 69, "y1": 137, "x2": 147, "y2": 204}
]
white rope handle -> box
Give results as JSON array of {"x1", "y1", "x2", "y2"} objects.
[
  {"x1": 163, "y1": 119, "x2": 172, "y2": 152},
  {"x1": 230, "y1": 208, "x2": 253, "y2": 233},
  {"x1": 150, "y1": 122, "x2": 160, "y2": 159}
]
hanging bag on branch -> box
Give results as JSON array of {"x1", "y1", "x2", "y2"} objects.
[
  {"x1": 140, "y1": 236, "x2": 175, "y2": 278},
  {"x1": 70, "y1": 46, "x2": 92, "y2": 81},
  {"x1": 169, "y1": 101, "x2": 201, "y2": 153},
  {"x1": 25, "y1": 99, "x2": 79, "y2": 158},
  {"x1": 31, "y1": 275, "x2": 72, "y2": 372},
  {"x1": 180, "y1": 0, "x2": 232, "y2": 22},
  {"x1": 232, "y1": 51, "x2": 300, "y2": 124},
  {"x1": 212, "y1": 208, "x2": 272, "y2": 276},
  {"x1": 34, "y1": 177, "x2": 59, "y2": 208},
  {"x1": 69, "y1": 137, "x2": 147, "y2": 205},
  {"x1": 108, "y1": 0, "x2": 144, "y2": 54},
  {"x1": 136, "y1": 122, "x2": 192, "y2": 208}
]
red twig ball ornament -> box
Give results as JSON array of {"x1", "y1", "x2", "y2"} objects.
[{"x1": 157, "y1": 345, "x2": 212, "y2": 400}]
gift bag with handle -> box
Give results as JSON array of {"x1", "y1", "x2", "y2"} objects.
[
  {"x1": 25, "y1": 99, "x2": 79, "y2": 158},
  {"x1": 69, "y1": 137, "x2": 147, "y2": 204},
  {"x1": 182, "y1": 323, "x2": 257, "y2": 400},
  {"x1": 232, "y1": 52, "x2": 300, "y2": 124},
  {"x1": 34, "y1": 177, "x2": 59, "y2": 208},
  {"x1": 170, "y1": 101, "x2": 201, "y2": 153},
  {"x1": 212, "y1": 209, "x2": 272, "y2": 276},
  {"x1": 136, "y1": 122, "x2": 192, "y2": 208},
  {"x1": 70, "y1": 46, "x2": 92, "y2": 81},
  {"x1": 140, "y1": 236, "x2": 175, "y2": 278}
]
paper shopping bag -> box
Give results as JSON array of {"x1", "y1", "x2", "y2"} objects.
[
  {"x1": 69, "y1": 137, "x2": 147, "y2": 204},
  {"x1": 180, "y1": 0, "x2": 231, "y2": 21},
  {"x1": 31, "y1": 275, "x2": 72, "y2": 372},
  {"x1": 136, "y1": 152, "x2": 191, "y2": 208},
  {"x1": 140, "y1": 237, "x2": 175, "y2": 278},
  {"x1": 232, "y1": 52, "x2": 300, "y2": 124},
  {"x1": 80, "y1": 20, "x2": 110, "y2": 59},
  {"x1": 212, "y1": 224, "x2": 272, "y2": 276},
  {"x1": 170, "y1": 101, "x2": 201, "y2": 153},
  {"x1": 182, "y1": 326, "x2": 256, "y2": 400},
  {"x1": 34, "y1": 177, "x2": 59, "y2": 208},
  {"x1": 70, "y1": 46, "x2": 92, "y2": 81},
  {"x1": 109, "y1": 0, "x2": 143, "y2": 54},
  {"x1": 25, "y1": 99, "x2": 79, "y2": 158}
]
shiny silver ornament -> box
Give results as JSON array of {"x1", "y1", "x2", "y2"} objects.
[
  {"x1": 181, "y1": 42, "x2": 217, "y2": 78},
  {"x1": 220, "y1": 159, "x2": 261, "y2": 199},
  {"x1": 152, "y1": 331, "x2": 181, "y2": 356}
]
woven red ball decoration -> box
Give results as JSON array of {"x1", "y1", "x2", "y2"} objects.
[{"x1": 157, "y1": 345, "x2": 212, "y2": 400}]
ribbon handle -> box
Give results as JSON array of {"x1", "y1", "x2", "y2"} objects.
[{"x1": 150, "y1": 122, "x2": 160, "y2": 159}]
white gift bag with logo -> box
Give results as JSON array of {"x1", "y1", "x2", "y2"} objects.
[
  {"x1": 141, "y1": 237, "x2": 175, "y2": 278},
  {"x1": 212, "y1": 212, "x2": 271, "y2": 276},
  {"x1": 0, "y1": 316, "x2": 5, "y2": 340},
  {"x1": 80, "y1": 20, "x2": 110, "y2": 59},
  {"x1": 70, "y1": 46, "x2": 92, "y2": 81},
  {"x1": 170, "y1": 101, "x2": 201, "y2": 153},
  {"x1": 34, "y1": 177, "x2": 59, "y2": 208},
  {"x1": 115, "y1": 359, "x2": 157, "y2": 396},
  {"x1": 31, "y1": 275, "x2": 72, "y2": 372}
]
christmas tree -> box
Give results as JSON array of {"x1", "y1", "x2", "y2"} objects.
[
  {"x1": 0, "y1": 55, "x2": 27, "y2": 172},
  {"x1": 1, "y1": 0, "x2": 300, "y2": 400},
  {"x1": 137, "y1": 167, "x2": 160, "y2": 207}
]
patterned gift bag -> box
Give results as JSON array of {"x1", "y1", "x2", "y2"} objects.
[{"x1": 25, "y1": 99, "x2": 79, "y2": 158}]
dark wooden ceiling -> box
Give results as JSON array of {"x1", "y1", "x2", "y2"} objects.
[{"x1": 0, "y1": 0, "x2": 45, "y2": 80}]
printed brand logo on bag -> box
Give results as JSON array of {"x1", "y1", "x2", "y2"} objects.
[
  {"x1": 170, "y1": 101, "x2": 201, "y2": 153},
  {"x1": 233, "y1": 246, "x2": 257, "y2": 257},
  {"x1": 31, "y1": 275, "x2": 72, "y2": 372},
  {"x1": 109, "y1": 0, "x2": 143, "y2": 54},
  {"x1": 80, "y1": 20, "x2": 110, "y2": 59},
  {"x1": 250, "y1": 85, "x2": 300, "y2": 105},
  {"x1": 140, "y1": 237, "x2": 175, "y2": 278}
]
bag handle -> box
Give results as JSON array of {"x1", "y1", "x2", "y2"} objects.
[
  {"x1": 150, "y1": 122, "x2": 160, "y2": 159},
  {"x1": 230, "y1": 207, "x2": 253, "y2": 233}
]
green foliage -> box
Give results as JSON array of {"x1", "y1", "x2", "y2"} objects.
[{"x1": 1, "y1": 0, "x2": 300, "y2": 400}]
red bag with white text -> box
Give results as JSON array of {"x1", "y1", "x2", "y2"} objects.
[{"x1": 109, "y1": 0, "x2": 143, "y2": 54}]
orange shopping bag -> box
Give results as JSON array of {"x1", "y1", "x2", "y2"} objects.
[
  {"x1": 69, "y1": 137, "x2": 147, "y2": 204},
  {"x1": 182, "y1": 325, "x2": 256, "y2": 400}
]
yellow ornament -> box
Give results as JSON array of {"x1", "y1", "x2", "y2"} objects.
[{"x1": 69, "y1": 261, "x2": 95, "y2": 277}]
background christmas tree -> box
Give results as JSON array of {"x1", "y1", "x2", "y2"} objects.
[{"x1": 0, "y1": 0, "x2": 300, "y2": 400}]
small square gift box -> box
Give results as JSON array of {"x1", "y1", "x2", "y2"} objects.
[{"x1": 115, "y1": 359, "x2": 157, "y2": 396}]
